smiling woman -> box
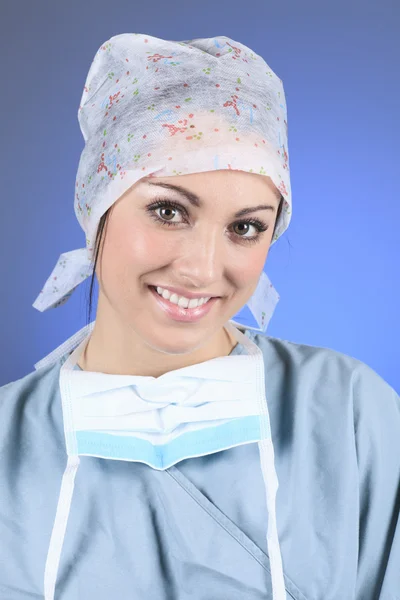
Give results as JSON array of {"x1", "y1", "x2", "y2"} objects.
[{"x1": 84, "y1": 170, "x2": 284, "y2": 374}]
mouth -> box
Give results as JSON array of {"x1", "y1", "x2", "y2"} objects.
[
  {"x1": 147, "y1": 285, "x2": 220, "y2": 323},
  {"x1": 148, "y1": 284, "x2": 220, "y2": 300}
]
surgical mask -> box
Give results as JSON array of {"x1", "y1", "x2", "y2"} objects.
[{"x1": 34, "y1": 320, "x2": 285, "y2": 599}]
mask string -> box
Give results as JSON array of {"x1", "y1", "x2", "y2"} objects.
[
  {"x1": 229, "y1": 322, "x2": 285, "y2": 598},
  {"x1": 258, "y1": 437, "x2": 286, "y2": 599},
  {"x1": 44, "y1": 455, "x2": 80, "y2": 600}
]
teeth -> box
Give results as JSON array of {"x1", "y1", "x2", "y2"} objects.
[{"x1": 156, "y1": 286, "x2": 211, "y2": 309}]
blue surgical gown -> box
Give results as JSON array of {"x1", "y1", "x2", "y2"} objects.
[{"x1": 0, "y1": 330, "x2": 399, "y2": 599}]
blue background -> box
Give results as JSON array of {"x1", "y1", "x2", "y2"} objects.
[{"x1": 0, "y1": 0, "x2": 398, "y2": 391}]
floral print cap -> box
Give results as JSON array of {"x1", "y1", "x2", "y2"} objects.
[{"x1": 32, "y1": 33, "x2": 292, "y2": 333}]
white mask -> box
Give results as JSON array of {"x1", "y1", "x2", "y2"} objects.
[{"x1": 35, "y1": 320, "x2": 285, "y2": 599}]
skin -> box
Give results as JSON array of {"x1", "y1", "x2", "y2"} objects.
[{"x1": 78, "y1": 169, "x2": 281, "y2": 377}]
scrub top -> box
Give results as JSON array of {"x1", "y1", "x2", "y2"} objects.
[{"x1": 0, "y1": 329, "x2": 399, "y2": 599}]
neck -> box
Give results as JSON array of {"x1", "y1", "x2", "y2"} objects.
[{"x1": 78, "y1": 296, "x2": 239, "y2": 377}]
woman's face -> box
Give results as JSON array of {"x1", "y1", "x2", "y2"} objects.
[{"x1": 96, "y1": 169, "x2": 281, "y2": 355}]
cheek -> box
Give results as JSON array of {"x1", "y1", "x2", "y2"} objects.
[
  {"x1": 99, "y1": 216, "x2": 168, "y2": 288},
  {"x1": 231, "y1": 245, "x2": 271, "y2": 287}
]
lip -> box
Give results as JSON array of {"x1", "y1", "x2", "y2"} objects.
[
  {"x1": 148, "y1": 284, "x2": 220, "y2": 300},
  {"x1": 148, "y1": 285, "x2": 219, "y2": 323}
]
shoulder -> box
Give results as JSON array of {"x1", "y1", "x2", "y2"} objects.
[
  {"x1": 249, "y1": 329, "x2": 363, "y2": 384},
  {"x1": 248, "y1": 329, "x2": 399, "y2": 422},
  {"x1": 0, "y1": 360, "x2": 62, "y2": 398},
  {"x1": 0, "y1": 360, "x2": 63, "y2": 434}
]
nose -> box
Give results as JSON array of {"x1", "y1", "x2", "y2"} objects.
[{"x1": 174, "y1": 225, "x2": 226, "y2": 289}]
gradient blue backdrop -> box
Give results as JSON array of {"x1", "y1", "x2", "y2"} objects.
[{"x1": 0, "y1": 1, "x2": 398, "y2": 391}]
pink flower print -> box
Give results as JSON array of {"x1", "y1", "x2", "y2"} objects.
[
  {"x1": 97, "y1": 152, "x2": 108, "y2": 174},
  {"x1": 282, "y1": 145, "x2": 288, "y2": 169},
  {"x1": 277, "y1": 145, "x2": 288, "y2": 170},
  {"x1": 223, "y1": 94, "x2": 240, "y2": 116},
  {"x1": 147, "y1": 53, "x2": 174, "y2": 64},
  {"x1": 107, "y1": 90, "x2": 121, "y2": 110},
  {"x1": 162, "y1": 114, "x2": 202, "y2": 140},
  {"x1": 226, "y1": 42, "x2": 241, "y2": 59},
  {"x1": 277, "y1": 181, "x2": 288, "y2": 197},
  {"x1": 97, "y1": 146, "x2": 121, "y2": 178},
  {"x1": 162, "y1": 119, "x2": 189, "y2": 136}
]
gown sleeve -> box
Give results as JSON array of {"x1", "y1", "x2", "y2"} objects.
[{"x1": 352, "y1": 361, "x2": 400, "y2": 599}]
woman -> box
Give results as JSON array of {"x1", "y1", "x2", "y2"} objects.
[{"x1": 1, "y1": 33, "x2": 399, "y2": 600}]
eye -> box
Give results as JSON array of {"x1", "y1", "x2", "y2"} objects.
[
  {"x1": 145, "y1": 198, "x2": 269, "y2": 245},
  {"x1": 154, "y1": 202, "x2": 184, "y2": 224}
]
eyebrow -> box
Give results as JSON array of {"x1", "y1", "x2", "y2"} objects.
[{"x1": 145, "y1": 181, "x2": 277, "y2": 218}]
